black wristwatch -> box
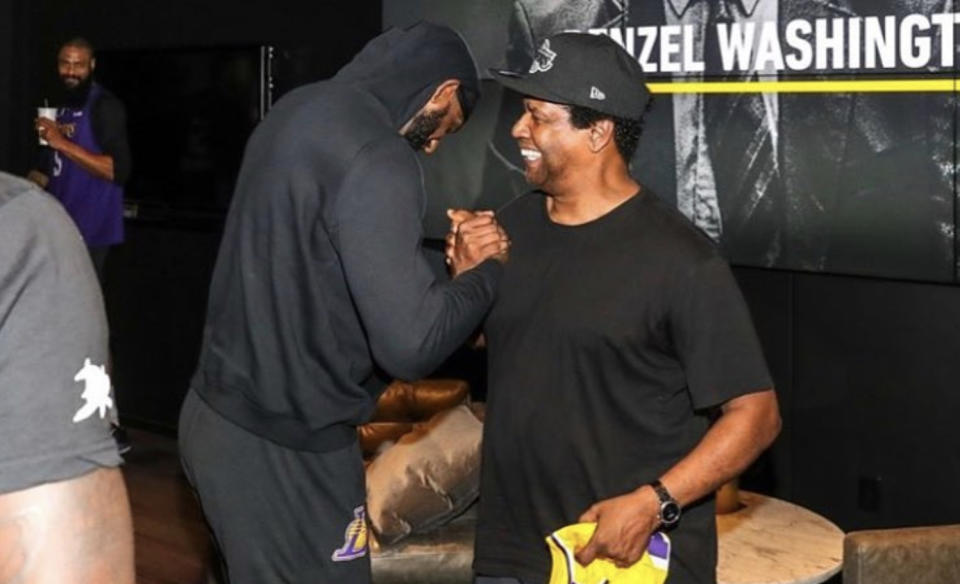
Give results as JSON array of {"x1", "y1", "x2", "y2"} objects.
[{"x1": 649, "y1": 479, "x2": 681, "y2": 527}]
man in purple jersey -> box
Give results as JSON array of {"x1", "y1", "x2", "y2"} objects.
[{"x1": 28, "y1": 37, "x2": 131, "y2": 282}]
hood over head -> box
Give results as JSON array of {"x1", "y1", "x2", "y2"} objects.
[{"x1": 333, "y1": 22, "x2": 481, "y2": 131}]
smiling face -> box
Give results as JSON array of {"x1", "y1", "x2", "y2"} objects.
[
  {"x1": 511, "y1": 97, "x2": 590, "y2": 191},
  {"x1": 58, "y1": 44, "x2": 95, "y2": 90}
]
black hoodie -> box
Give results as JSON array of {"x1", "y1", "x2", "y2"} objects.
[{"x1": 190, "y1": 23, "x2": 500, "y2": 451}]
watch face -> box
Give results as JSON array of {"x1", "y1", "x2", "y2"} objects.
[{"x1": 661, "y1": 501, "x2": 681, "y2": 525}]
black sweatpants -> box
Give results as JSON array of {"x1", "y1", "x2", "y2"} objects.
[{"x1": 178, "y1": 389, "x2": 370, "y2": 584}]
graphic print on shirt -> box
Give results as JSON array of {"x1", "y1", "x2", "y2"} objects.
[
  {"x1": 51, "y1": 110, "x2": 80, "y2": 178},
  {"x1": 72, "y1": 358, "x2": 114, "y2": 423},
  {"x1": 331, "y1": 505, "x2": 368, "y2": 562}
]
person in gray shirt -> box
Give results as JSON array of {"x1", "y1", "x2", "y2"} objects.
[{"x1": 0, "y1": 171, "x2": 134, "y2": 583}]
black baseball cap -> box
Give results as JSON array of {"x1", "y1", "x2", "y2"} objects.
[{"x1": 491, "y1": 32, "x2": 650, "y2": 120}]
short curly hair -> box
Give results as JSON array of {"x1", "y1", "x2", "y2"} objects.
[{"x1": 566, "y1": 97, "x2": 654, "y2": 163}]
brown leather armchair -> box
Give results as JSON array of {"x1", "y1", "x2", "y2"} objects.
[
  {"x1": 362, "y1": 379, "x2": 478, "y2": 584},
  {"x1": 843, "y1": 524, "x2": 960, "y2": 584},
  {"x1": 359, "y1": 378, "x2": 471, "y2": 461}
]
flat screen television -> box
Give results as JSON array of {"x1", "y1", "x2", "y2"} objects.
[{"x1": 95, "y1": 45, "x2": 273, "y2": 221}]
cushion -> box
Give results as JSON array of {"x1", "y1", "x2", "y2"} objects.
[
  {"x1": 365, "y1": 404, "x2": 482, "y2": 545},
  {"x1": 359, "y1": 422, "x2": 415, "y2": 458}
]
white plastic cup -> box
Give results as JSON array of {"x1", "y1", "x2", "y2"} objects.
[{"x1": 37, "y1": 107, "x2": 57, "y2": 146}]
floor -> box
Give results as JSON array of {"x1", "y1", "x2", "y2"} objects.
[
  {"x1": 122, "y1": 430, "x2": 842, "y2": 584},
  {"x1": 123, "y1": 428, "x2": 212, "y2": 584}
]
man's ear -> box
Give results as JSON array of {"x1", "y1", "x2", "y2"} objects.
[
  {"x1": 428, "y1": 79, "x2": 461, "y2": 107},
  {"x1": 90, "y1": 57, "x2": 97, "y2": 73},
  {"x1": 588, "y1": 118, "x2": 615, "y2": 153}
]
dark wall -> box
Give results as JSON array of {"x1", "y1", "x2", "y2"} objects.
[
  {"x1": 732, "y1": 268, "x2": 795, "y2": 501},
  {"x1": 8, "y1": 0, "x2": 381, "y2": 175},
  {"x1": 734, "y1": 267, "x2": 960, "y2": 533},
  {"x1": 0, "y1": 0, "x2": 13, "y2": 171},
  {"x1": 104, "y1": 223, "x2": 224, "y2": 430},
  {"x1": 6, "y1": 0, "x2": 382, "y2": 430}
]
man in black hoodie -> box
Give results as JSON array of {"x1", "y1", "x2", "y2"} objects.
[{"x1": 178, "y1": 23, "x2": 507, "y2": 583}]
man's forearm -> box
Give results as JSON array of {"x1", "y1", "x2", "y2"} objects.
[
  {"x1": 0, "y1": 467, "x2": 135, "y2": 583},
  {"x1": 55, "y1": 141, "x2": 115, "y2": 182},
  {"x1": 657, "y1": 389, "x2": 781, "y2": 508},
  {"x1": 573, "y1": 390, "x2": 781, "y2": 567}
]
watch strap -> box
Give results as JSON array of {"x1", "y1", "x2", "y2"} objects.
[
  {"x1": 649, "y1": 478, "x2": 681, "y2": 526},
  {"x1": 650, "y1": 479, "x2": 674, "y2": 504}
]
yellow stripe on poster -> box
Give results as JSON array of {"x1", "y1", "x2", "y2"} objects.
[{"x1": 646, "y1": 79, "x2": 959, "y2": 94}]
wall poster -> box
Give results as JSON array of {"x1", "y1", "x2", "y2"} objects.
[{"x1": 385, "y1": 1, "x2": 959, "y2": 282}]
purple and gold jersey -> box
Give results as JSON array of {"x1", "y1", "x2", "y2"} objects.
[
  {"x1": 46, "y1": 83, "x2": 124, "y2": 247},
  {"x1": 546, "y1": 524, "x2": 670, "y2": 584}
]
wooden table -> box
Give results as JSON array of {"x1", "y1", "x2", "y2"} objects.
[{"x1": 717, "y1": 491, "x2": 844, "y2": 584}]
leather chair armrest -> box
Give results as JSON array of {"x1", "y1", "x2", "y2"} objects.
[
  {"x1": 843, "y1": 524, "x2": 960, "y2": 584},
  {"x1": 370, "y1": 379, "x2": 470, "y2": 423},
  {"x1": 359, "y1": 422, "x2": 415, "y2": 458}
]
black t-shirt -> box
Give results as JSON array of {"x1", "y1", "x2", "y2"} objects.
[
  {"x1": 474, "y1": 190, "x2": 772, "y2": 584},
  {"x1": 88, "y1": 88, "x2": 131, "y2": 184}
]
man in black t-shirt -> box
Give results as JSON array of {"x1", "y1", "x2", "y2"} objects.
[{"x1": 449, "y1": 33, "x2": 781, "y2": 584}]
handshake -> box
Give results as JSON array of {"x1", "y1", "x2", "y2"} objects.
[{"x1": 444, "y1": 209, "x2": 510, "y2": 277}]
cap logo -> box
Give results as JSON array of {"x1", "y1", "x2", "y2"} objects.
[
  {"x1": 529, "y1": 39, "x2": 557, "y2": 74},
  {"x1": 589, "y1": 86, "x2": 606, "y2": 101}
]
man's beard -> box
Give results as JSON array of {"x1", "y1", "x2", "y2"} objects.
[
  {"x1": 59, "y1": 75, "x2": 93, "y2": 108},
  {"x1": 402, "y1": 107, "x2": 446, "y2": 151}
]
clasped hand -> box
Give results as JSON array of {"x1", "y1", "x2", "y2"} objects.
[
  {"x1": 36, "y1": 118, "x2": 67, "y2": 149},
  {"x1": 445, "y1": 209, "x2": 509, "y2": 277}
]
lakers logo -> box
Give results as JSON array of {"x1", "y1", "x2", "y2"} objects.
[
  {"x1": 529, "y1": 39, "x2": 558, "y2": 74},
  {"x1": 60, "y1": 122, "x2": 77, "y2": 139},
  {"x1": 331, "y1": 505, "x2": 368, "y2": 562}
]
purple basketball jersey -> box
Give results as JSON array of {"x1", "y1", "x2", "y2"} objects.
[{"x1": 46, "y1": 83, "x2": 124, "y2": 246}]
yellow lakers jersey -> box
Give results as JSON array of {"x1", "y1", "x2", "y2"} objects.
[{"x1": 546, "y1": 523, "x2": 670, "y2": 584}]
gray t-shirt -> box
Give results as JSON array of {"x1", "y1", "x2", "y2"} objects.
[{"x1": 0, "y1": 172, "x2": 121, "y2": 494}]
